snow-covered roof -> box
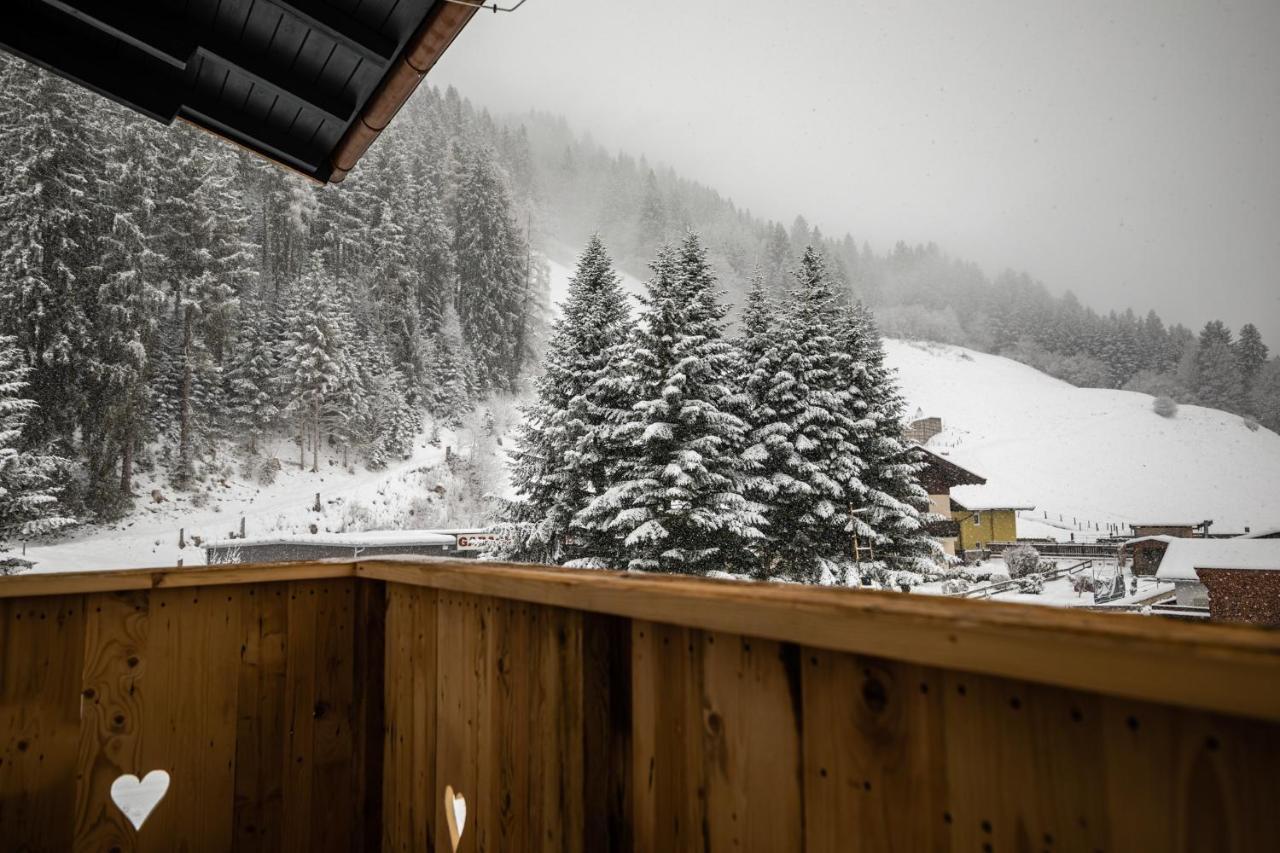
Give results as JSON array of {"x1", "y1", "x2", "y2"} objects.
[
  {"x1": 1121, "y1": 535, "x2": 1178, "y2": 547},
  {"x1": 950, "y1": 485, "x2": 1035, "y2": 512},
  {"x1": 1155, "y1": 539, "x2": 1280, "y2": 581},
  {"x1": 1237, "y1": 527, "x2": 1280, "y2": 539},
  {"x1": 205, "y1": 530, "x2": 456, "y2": 550}
]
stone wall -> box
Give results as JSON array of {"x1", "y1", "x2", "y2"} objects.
[{"x1": 1198, "y1": 568, "x2": 1280, "y2": 626}]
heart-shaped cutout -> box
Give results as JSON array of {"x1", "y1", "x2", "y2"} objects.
[
  {"x1": 444, "y1": 784, "x2": 467, "y2": 851},
  {"x1": 110, "y1": 770, "x2": 170, "y2": 830}
]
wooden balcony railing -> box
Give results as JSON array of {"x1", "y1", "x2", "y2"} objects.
[{"x1": 2, "y1": 558, "x2": 1279, "y2": 851}]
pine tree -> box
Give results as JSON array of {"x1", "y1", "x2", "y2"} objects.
[
  {"x1": 0, "y1": 336, "x2": 74, "y2": 549},
  {"x1": 280, "y1": 259, "x2": 352, "y2": 472},
  {"x1": 500, "y1": 235, "x2": 631, "y2": 564},
  {"x1": 573, "y1": 234, "x2": 762, "y2": 574},
  {"x1": 835, "y1": 301, "x2": 938, "y2": 570},
  {"x1": 1235, "y1": 323, "x2": 1269, "y2": 404},
  {"x1": 1193, "y1": 321, "x2": 1245, "y2": 412},
  {"x1": 448, "y1": 141, "x2": 527, "y2": 392},
  {"x1": 225, "y1": 302, "x2": 280, "y2": 454},
  {"x1": 0, "y1": 59, "x2": 100, "y2": 445},
  {"x1": 745, "y1": 247, "x2": 868, "y2": 582}
]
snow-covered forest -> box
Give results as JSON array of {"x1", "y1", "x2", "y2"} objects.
[{"x1": 0, "y1": 57, "x2": 545, "y2": 549}]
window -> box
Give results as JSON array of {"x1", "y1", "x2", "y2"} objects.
[{"x1": 973, "y1": 512, "x2": 982, "y2": 526}]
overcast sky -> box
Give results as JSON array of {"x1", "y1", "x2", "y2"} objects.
[{"x1": 433, "y1": 0, "x2": 1280, "y2": 346}]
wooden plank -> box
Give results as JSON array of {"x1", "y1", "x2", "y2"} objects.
[
  {"x1": 582, "y1": 613, "x2": 632, "y2": 853},
  {"x1": 233, "y1": 583, "x2": 290, "y2": 851},
  {"x1": 382, "y1": 582, "x2": 438, "y2": 850},
  {"x1": 702, "y1": 632, "x2": 803, "y2": 853},
  {"x1": 358, "y1": 560, "x2": 1280, "y2": 721},
  {"x1": 532, "y1": 603, "x2": 585, "y2": 852},
  {"x1": 352, "y1": 579, "x2": 386, "y2": 852},
  {"x1": 630, "y1": 620, "x2": 707, "y2": 853},
  {"x1": 72, "y1": 590, "x2": 148, "y2": 851},
  {"x1": 1, "y1": 594, "x2": 86, "y2": 852},
  {"x1": 309, "y1": 580, "x2": 357, "y2": 852},
  {"x1": 136, "y1": 585, "x2": 243, "y2": 852},
  {"x1": 434, "y1": 590, "x2": 487, "y2": 853},
  {"x1": 0, "y1": 560, "x2": 356, "y2": 599}
]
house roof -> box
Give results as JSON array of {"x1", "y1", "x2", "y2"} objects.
[
  {"x1": 950, "y1": 498, "x2": 1036, "y2": 513},
  {"x1": 1, "y1": 0, "x2": 477, "y2": 183},
  {"x1": 1238, "y1": 527, "x2": 1280, "y2": 539},
  {"x1": 1155, "y1": 539, "x2": 1280, "y2": 581},
  {"x1": 913, "y1": 446, "x2": 987, "y2": 488},
  {"x1": 1121, "y1": 535, "x2": 1178, "y2": 547}
]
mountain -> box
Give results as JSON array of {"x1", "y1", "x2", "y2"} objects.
[{"x1": 886, "y1": 340, "x2": 1280, "y2": 537}]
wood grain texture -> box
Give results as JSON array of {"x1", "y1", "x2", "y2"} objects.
[
  {"x1": 1, "y1": 594, "x2": 85, "y2": 853},
  {"x1": 358, "y1": 559, "x2": 1280, "y2": 721}
]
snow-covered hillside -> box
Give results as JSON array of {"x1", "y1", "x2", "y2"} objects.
[{"x1": 886, "y1": 340, "x2": 1280, "y2": 538}]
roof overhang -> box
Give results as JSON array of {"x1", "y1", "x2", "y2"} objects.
[{"x1": 1, "y1": 0, "x2": 478, "y2": 183}]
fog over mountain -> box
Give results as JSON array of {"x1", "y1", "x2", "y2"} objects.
[{"x1": 434, "y1": 0, "x2": 1280, "y2": 346}]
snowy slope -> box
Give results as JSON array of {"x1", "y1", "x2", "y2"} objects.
[
  {"x1": 886, "y1": 340, "x2": 1280, "y2": 538},
  {"x1": 18, "y1": 431, "x2": 458, "y2": 573}
]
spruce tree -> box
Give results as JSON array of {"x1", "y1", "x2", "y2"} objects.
[
  {"x1": 1235, "y1": 324, "x2": 1269, "y2": 403},
  {"x1": 1193, "y1": 321, "x2": 1245, "y2": 412},
  {"x1": 573, "y1": 234, "x2": 762, "y2": 574},
  {"x1": 501, "y1": 235, "x2": 631, "y2": 564},
  {"x1": 746, "y1": 247, "x2": 868, "y2": 582},
  {"x1": 0, "y1": 336, "x2": 74, "y2": 549},
  {"x1": 835, "y1": 301, "x2": 938, "y2": 570}
]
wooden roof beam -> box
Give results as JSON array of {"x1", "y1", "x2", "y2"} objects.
[{"x1": 261, "y1": 0, "x2": 399, "y2": 64}]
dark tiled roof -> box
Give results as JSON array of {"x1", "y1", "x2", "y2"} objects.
[{"x1": 2, "y1": 0, "x2": 476, "y2": 182}]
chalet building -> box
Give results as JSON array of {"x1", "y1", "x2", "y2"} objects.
[
  {"x1": 1156, "y1": 539, "x2": 1280, "y2": 624},
  {"x1": 913, "y1": 446, "x2": 986, "y2": 556},
  {"x1": 951, "y1": 500, "x2": 1036, "y2": 553},
  {"x1": 1120, "y1": 535, "x2": 1177, "y2": 576}
]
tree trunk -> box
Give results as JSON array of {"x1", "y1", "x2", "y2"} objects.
[
  {"x1": 312, "y1": 401, "x2": 320, "y2": 473},
  {"x1": 120, "y1": 438, "x2": 133, "y2": 497},
  {"x1": 177, "y1": 304, "x2": 194, "y2": 487}
]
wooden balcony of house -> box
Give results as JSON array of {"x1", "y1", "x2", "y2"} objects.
[{"x1": 2, "y1": 557, "x2": 1279, "y2": 852}]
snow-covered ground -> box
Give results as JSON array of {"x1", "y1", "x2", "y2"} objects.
[
  {"x1": 886, "y1": 339, "x2": 1280, "y2": 540},
  {"x1": 17, "y1": 429, "x2": 469, "y2": 573}
]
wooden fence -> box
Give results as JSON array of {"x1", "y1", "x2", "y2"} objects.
[{"x1": 3, "y1": 558, "x2": 1279, "y2": 851}]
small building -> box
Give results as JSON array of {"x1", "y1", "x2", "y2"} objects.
[
  {"x1": 903, "y1": 415, "x2": 943, "y2": 446},
  {"x1": 950, "y1": 499, "x2": 1036, "y2": 553},
  {"x1": 1155, "y1": 539, "x2": 1280, "y2": 623},
  {"x1": 1120, "y1": 535, "x2": 1177, "y2": 576},
  {"x1": 206, "y1": 530, "x2": 464, "y2": 565},
  {"x1": 913, "y1": 447, "x2": 987, "y2": 557},
  {"x1": 1129, "y1": 522, "x2": 1204, "y2": 539}
]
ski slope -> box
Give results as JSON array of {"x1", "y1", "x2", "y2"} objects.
[{"x1": 886, "y1": 339, "x2": 1280, "y2": 538}]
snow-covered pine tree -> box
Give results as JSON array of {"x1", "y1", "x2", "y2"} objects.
[
  {"x1": 1193, "y1": 321, "x2": 1245, "y2": 412},
  {"x1": 572, "y1": 234, "x2": 762, "y2": 574},
  {"x1": 745, "y1": 247, "x2": 868, "y2": 583},
  {"x1": 499, "y1": 235, "x2": 631, "y2": 564},
  {"x1": 0, "y1": 336, "x2": 74, "y2": 549},
  {"x1": 225, "y1": 302, "x2": 281, "y2": 454},
  {"x1": 81, "y1": 108, "x2": 165, "y2": 514},
  {"x1": 448, "y1": 141, "x2": 528, "y2": 393},
  {"x1": 835, "y1": 301, "x2": 939, "y2": 571},
  {"x1": 1235, "y1": 323, "x2": 1269, "y2": 404},
  {"x1": 280, "y1": 258, "x2": 352, "y2": 472},
  {"x1": 0, "y1": 59, "x2": 100, "y2": 445}
]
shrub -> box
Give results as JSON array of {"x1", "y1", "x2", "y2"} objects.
[
  {"x1": 1017, "y1": 573, "x2": 1045, "y2": 594},
  {"x1": 1243, "y1": 417, "x2": 1260, "y2": 432},
  {"x1": 1153, "y1": 396, "x2": 1178, "y2": 418},
  {"x1": 1071, "y1": 574, "x2": 1096, "y2": 596},
  {"x1": 941, "y1": 578, "x2": 971, "y2": 595},
  {"x1": 1003, "y1": 544, "x2": 1041, "y2": 578},
  {"x1": 257, "y1": 457, "x2": 282, "y2": 486}
]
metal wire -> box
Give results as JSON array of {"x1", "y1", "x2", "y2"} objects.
[{"x1": 442, "y1": 0, "x2": 530, "y2": 13}]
